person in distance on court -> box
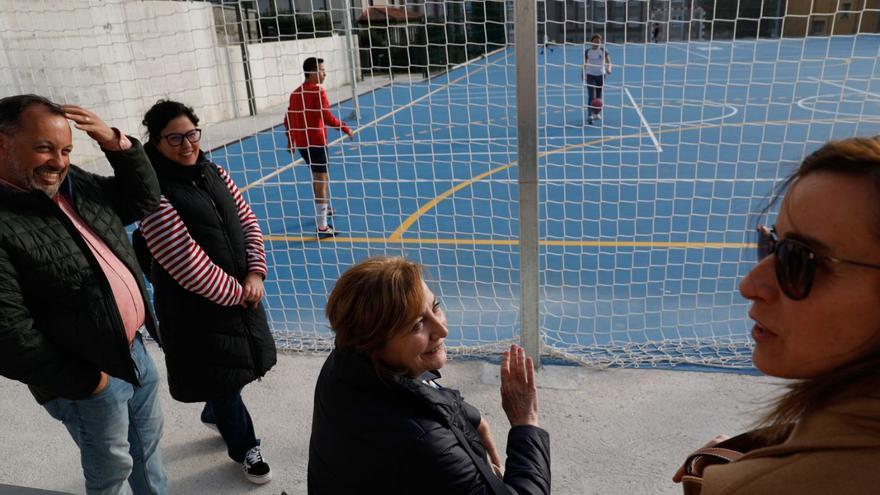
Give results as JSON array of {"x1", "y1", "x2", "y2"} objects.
[
  {"x1": 137, "y1": 100, "x2": 277, "y2": 485},
  {"x1": 0, "y1": 95, "x2": 166, "y2": 494},
  {"x1": 540, "y1": 31, "x2": 554, "y2": 55},
  {"x1": 583, "y1": 34, "x2": 612, "y2": 126},
  {"x1": 651, "y1": 7, "x2": 663, "y2": 43},
  {"x1": 284, "y1": 56, "x2": 355, "y2": 239},
  {"x1": 673, "y1": 137, "x2": 880, "y2": 494},
  {"x1": 308, "y1": 256, "x2": 551, "y2": 494}
]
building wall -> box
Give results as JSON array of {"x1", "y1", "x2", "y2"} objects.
[
  {"x1": 783, "y1": 0, "x2": 879, "y2": 36},
  {"x1": 0, "y1": 0, "x2": 354, "y2": 163}
]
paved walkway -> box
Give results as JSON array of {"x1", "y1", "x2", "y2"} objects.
[{"x1": 0, "y1": 341, "x2": 779, "y2": 494}]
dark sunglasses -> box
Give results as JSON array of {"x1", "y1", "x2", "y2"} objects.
[
  {"x1": 756, "y1": 225, "x2": 880, "y2": 300},
  {"x1": 161, "y1": 128, "x2": 201, "y2": 147}
]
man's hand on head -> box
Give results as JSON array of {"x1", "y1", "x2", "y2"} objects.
[{"x1": 61, "y1": 105, "x2": 115, "y2": 146}]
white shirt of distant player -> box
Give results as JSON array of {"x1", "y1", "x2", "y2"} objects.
[{"x1": 584, "y1": 47, "x2": 607, "y2": 76}]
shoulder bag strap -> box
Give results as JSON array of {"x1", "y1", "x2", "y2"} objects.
[
  {"x1": 449, "y1": 425, "x2": 512, "y2": 495},
  {"x1": 684, "y1": 446, "x2": 745, "y2": 476}
]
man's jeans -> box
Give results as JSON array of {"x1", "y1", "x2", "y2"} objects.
[
  {"x1": 44, "y1": 333, "x2": 166, "y2": 495},
  {"x1": 201, "y1": 389, "x2": 259, "y2": 463}
]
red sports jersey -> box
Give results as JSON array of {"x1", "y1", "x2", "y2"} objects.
[{"x1": 284, "y1": 82, "x2": 350, "y2": 148}]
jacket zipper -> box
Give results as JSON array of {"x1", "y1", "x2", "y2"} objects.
[{"x1": 194, "y1": 170, "x2": 264, "y2": 374}]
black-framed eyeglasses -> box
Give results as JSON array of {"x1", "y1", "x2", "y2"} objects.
[
  {"x1": 756, "y1": 225, "x2": 880, "y2": 300},
  {"x1": 161, "y1": 129, "x2": 201, "y2": 147}
]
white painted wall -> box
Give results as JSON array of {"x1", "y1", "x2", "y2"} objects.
[
  {"x1": 226, "y1": 34, "x2": 355, "y2": 117},
  {"x1": 0, "y1": 0, "x2": 355, "y2": 163}
]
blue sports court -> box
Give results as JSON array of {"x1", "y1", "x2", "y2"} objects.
[{"x1": 210, "y1": 36, "x2": 880, "y2": 370}]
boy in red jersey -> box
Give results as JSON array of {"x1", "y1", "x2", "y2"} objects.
[{"x1": 284, "y1": 57, "x2": 354, "y2": 238}]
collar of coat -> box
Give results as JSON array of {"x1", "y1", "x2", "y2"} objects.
[
  {"x1": 330, "y1": 348, "x2": 459, "y2": 424},
  {"x1": 741, "y1": 394, "x2": 880, "y2": 460}
]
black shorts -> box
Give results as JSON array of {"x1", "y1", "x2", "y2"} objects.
[{"x1": 299, "y1": 146, "x2": 329, "y2": 174}]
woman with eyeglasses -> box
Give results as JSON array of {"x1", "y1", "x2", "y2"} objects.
[
  {"x1": 674, "y1": 137, "x2": 880, "y2": 494},
  {"x1": 137, "y1": 100, "x2": 277, "y2": 485}
]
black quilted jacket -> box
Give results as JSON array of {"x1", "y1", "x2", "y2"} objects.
[
  {"x1": 308, "y1": 348, "x2": 552, "y2": 494},
  {"x1": 0, "y1": 139, "x2": 161, "y2": 404},
  {"x1": 144, "y1": 144, "x2": 276, "y2": 403}
]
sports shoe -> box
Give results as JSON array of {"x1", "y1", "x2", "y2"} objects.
[
  {"x1": 587, "y1": 117, "x2": 594, "y2": 126},
  {"x1": 317, "y1": 225, "x2": 337, "y2": 239},
  {"x1": 242, "y1": 446, "x2": 272, "y2": 485}
]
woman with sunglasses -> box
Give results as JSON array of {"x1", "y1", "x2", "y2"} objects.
[
  {"x1": 674, "y1": 137, "x2": 880, "y2": 494},
  {"x1": 137, "y1": 100, "x2": 277, "y2": 485}
]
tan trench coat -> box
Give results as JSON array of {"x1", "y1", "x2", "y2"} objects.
[{"x1": 698, "y1": 395, "x2": 880, "y2": 495}]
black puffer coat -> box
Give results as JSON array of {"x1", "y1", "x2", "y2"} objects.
[
  {"x1": 0, "y1": 140, "x2": 161, "y2": 404},
  {"x1": 145, "y1": 144, "x2": 276, "y2": 402},
  {"x1": 308, "y1": 348, "x2": 552, "y2": 494}
]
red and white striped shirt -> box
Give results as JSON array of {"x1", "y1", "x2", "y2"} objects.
[{"x1": 139, "y1": 165, "x2": 267, "y2": 307}]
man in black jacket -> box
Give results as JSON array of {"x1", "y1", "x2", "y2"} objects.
[{"x1": 0, "y1": 95, "x2": 166, "y2": 494}]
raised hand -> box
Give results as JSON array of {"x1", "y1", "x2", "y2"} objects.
[
  {"x1": 500, "y1": 344, "x2": 539, "y2": 427},
  {"x1": 61, "y1": 105, "x2": 115, "y2": 145}
]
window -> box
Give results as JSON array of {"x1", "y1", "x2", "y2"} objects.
[{"x1": 840, "y1": 2, "x2": 851, "y2": 21}]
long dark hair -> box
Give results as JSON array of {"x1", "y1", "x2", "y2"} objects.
[{"x1": 756, "y1": 137, "x2": 880, "y2": 439}]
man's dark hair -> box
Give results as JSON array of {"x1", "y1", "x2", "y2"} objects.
[
  {"x1": 303, "y1": 57, "x2": 324, "y2": 78},
  {"x1": 142, "y1": 99, "x2": 200, "y2": 143},
  {"x1": 0, "y1": 94, "x2": 65, "y2": 136}
]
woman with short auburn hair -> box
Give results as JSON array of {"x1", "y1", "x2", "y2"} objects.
[{"x1": 309, "y1": 256, "x2": 551, "y2": 494}]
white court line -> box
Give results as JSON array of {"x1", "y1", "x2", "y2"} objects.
[
  {"x1": 796, "y1": 77, "x2": 880, "y2": 115},
  {"x1": 285, "y1": 148, "x2": 650, "y2": 160},
  {"x1": 624, "y1": 88, "x2": 663, "y2": 152},
  {"x1": 668, "y1": 43, "x2": 710, "y2": 61},
  {"x1": 809, "y1": 77, "x2": 880, "y2": 100},
  {"x1": 242, "y1": 48, "x2": 509, "y2": 191},
  {"x1": 342, "y1": 135, "x2": 620, "y2": 145}
]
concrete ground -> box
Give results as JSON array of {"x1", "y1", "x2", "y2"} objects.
[{"x1": 0, "y1": 342, "x2": 782, "y2": 495}]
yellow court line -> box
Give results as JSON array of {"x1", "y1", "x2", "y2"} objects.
[
  {"x1": 388, "y1": 162, "x2": 516, "y2": 240},
  {"x1": 388, "y1": 133, "x2": 649, "y2": 239},
  {"x1": 264, "y1": 234, "x2": 754, "y2": 249},
  {"x1": 390, "y1": 116, "x2": 880, "y2": 239}
]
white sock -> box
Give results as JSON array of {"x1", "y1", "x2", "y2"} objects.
[{"x1": 316, "y1": 203, "x2": 329, "y2": 229}]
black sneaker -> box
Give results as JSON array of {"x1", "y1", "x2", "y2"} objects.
[
  {"x1": 317, "y1": 225, "x2": 338, "y2": 239},
  {"x1": 242, "y1": 446, "x2": 272, "y2": 485}
]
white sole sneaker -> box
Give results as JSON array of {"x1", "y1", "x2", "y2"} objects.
[
  {"x1": 244, "y1": 470, "x2": 272, "y2": 485},
  {"x1": 317, "y1": 226, "x2": 338, "y2": 239}
]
